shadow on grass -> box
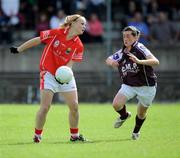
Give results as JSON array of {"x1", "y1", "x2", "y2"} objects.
[
  {"x1": 0, "y1": 142, "x2": 34, "y2": 146},
  {"x1": 47, "y1": 138, "x2": 131, "y2": 144},
  {"x1": 0, "y1": 138, "x2": 131, "y2": 146}
]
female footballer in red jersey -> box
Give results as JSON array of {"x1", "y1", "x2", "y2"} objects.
[
  {"x1": 106, "y1": 26, "x2": 159, "y2": 140},
  {"x1": 10, "y1": 14, "x2": 87, "y2": 143}
]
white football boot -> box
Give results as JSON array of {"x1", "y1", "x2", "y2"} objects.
[
  {"x1": 132, "y1": 132, "x2": 140, "y2": 140},
  {"x1": 114, "y1": 111, "x2": 131, "y2": 128}
]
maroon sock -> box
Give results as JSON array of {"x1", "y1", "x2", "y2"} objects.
[
  {"x1": 116, "y1": 105, "x2": 128, "y2": 120},
  {"x1": 133, "y1": 115, "x2": 146, "y2": 133}
]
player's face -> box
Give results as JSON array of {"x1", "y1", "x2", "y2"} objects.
[
  {"x1": 123, "y1": 31, "x2": 137, "y2": 47},
  {"x1": 73, "y1": 17, "x2": 86, "y2": 35}
]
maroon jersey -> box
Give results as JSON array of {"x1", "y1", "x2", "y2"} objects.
[{"x1": 110, "y1": 42, "x2": 157, "y2": 86}]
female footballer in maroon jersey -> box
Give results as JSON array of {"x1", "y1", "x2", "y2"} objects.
[
  {"x1": 10, "y1": 14, "x2": 87, "y2": 143},
  {"x1": 106, "y1": 26, "x2": 159, "y2": 140}
]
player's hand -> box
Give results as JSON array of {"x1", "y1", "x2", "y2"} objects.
[
  {"x1": 127, "y1": 53, "x2": 140, "y2": 64},
  {"x1": 10, "y1": 47, "x2": 19, "y2": 54},
  {"x1": 112, "y1": 60, "x2": 119, "y2": 67}
]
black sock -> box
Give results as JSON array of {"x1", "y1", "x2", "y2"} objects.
[
  {"x1": 133, "y1": 115, "x2": 146, "y2": 133},
  {"x1": 116, "y1": 105, "x2": 128, "y2": 120}
]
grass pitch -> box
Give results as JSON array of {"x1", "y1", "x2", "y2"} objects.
[{"x1": 0, "y1": 103, "x2": 180, "y2": 158}]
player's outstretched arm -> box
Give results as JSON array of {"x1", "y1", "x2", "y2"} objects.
[{"x1": 10, "y1": 37, "x2": 41, "y2": 54}]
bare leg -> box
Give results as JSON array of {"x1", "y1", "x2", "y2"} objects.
[
  {"x1": 113, "y1": 92, "x2": 130, "y2": 119},
  {"x1": 113, "y1": 93, "x2": 131, "y2": 128},
  {"x1": 60, "y1": 90, "x2": 87, "y2": 141},
  {"x1": 137, "y1": 104, "x2": 148, "y2": 119},
  {"x1": 35, "y1": 90, "x2": 54, "y2": 129},
  {"x1": 60, "y1": 90, "x2": 79, "y2": 128},
  {"x1": 132, "y1": 104, "x2": 148, "y2": 139},
  {"x1": 112, "y1": 92, "x2": 127, "y2": 111},
  {"x1": 133, "y1": 103, "x2": 148, "y2": 133}
]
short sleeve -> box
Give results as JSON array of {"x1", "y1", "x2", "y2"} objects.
[
  {"x1": 109, "y1": 49, "x2": 123, "y2": 62},
  {"x1": 72, "y1": 45, "x2": 84, "y2": 62},
  {"x1": 40, "y1": 29, "x2": 57, "y2": 44},
  {"x1": 138, "y1": 43, "x2": 152, "y2": 57}
]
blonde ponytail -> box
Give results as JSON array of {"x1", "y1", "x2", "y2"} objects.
[{"x1": 60, "y1": 14, "x2": 81, "y2": 28}]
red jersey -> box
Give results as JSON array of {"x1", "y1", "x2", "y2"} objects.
[{"x1": 39, "y1": 28, "x2": 84, "y2": 75}]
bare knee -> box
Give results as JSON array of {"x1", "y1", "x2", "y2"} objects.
[
  {"x1": 137, "y1": 112, "x2": 146, "y2": 119},
  {"x1": 112, "y1": 93, "x2": 127, "y2": 111},
  {"x1": 112, "y1": 100, "x2": 124, "y2": 111},
  {"x1": 39, "y1": 104, "x2": 50, "y2": 115},
  {"x1": 69, "y1": 102, "x2": 79, "y2": 114},
  {"x1": 137, "y1": 105, "x2": 148, "y2": 119}
]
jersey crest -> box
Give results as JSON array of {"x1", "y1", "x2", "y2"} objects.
[
  {"x1": 65, "y1": 48, "x2": 72, "y2": 54},
  {"x1": 53, "y1": 40, "x2": 60, "y2": 48}
]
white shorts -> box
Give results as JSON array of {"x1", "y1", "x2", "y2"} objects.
[
  {"x1": 40, "y1": 71, "x2": 77, "y2": 93},
  {"x1": 118, "y1": 84, "x2": 156, "y2": 107}
]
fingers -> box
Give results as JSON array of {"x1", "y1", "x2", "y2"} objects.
[
  {"x1": 127, "y1": 53, "x2": 136, "y2": 60},
  {"x1": 127, "y1": 53, "x2": 134, "y2": 57},
  {"x1": 112, "y1": 61, "x2": 119, "y2": 67},
  {"x1": 128, "y1": 54, "x2": 140, "y2": 63}
]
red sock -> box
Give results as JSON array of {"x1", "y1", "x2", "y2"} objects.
[
  {"x1": 70, "y1": 128, "x2": 79, "y2": 137},
  {"x1": 35, "y1": 128, "x2": 43, "y2": 135}
]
